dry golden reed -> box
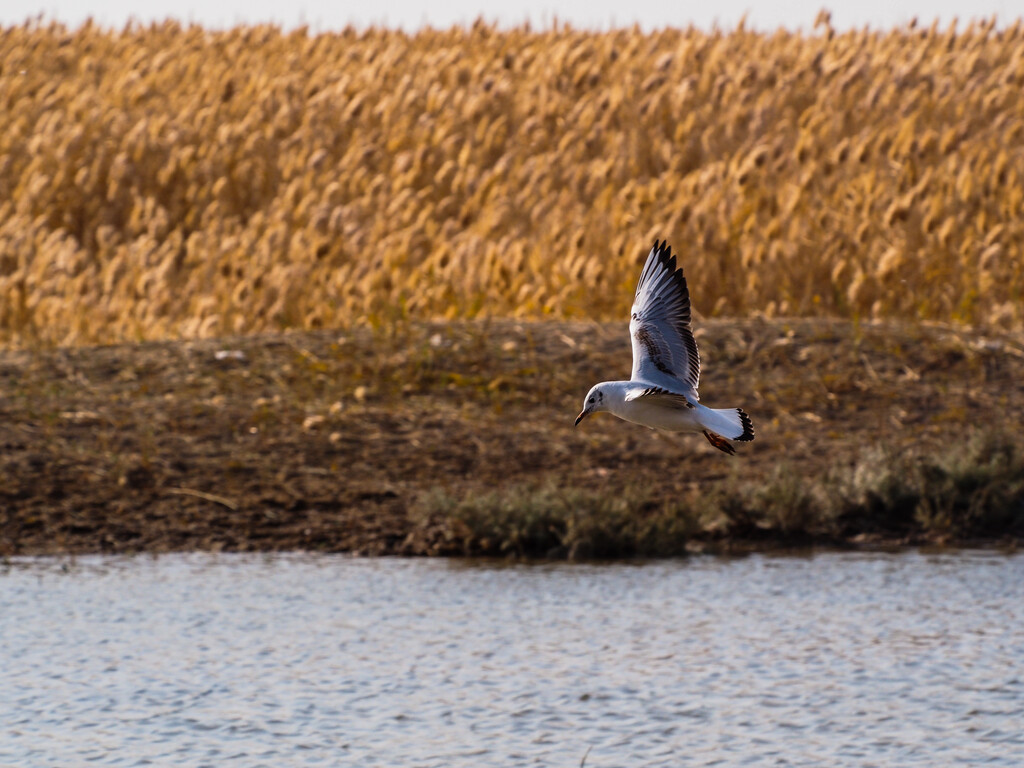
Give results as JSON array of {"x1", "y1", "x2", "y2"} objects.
[{"x1": 2, "y1": 16, "x2": 1023, "y2": 346}]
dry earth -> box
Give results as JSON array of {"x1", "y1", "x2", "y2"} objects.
[{"x1": 2, "y1": 318, "x2": 1023, "y2": 556}]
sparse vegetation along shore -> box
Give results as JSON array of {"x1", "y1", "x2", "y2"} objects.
[
  {"x1": 2, "y1": 320, "x2": 1022, "y2": 557},
  {"x1": 2, "y1": 19, "x2": 1024, "y2": 347},
  {"x1": 413, "y1": 430, "x2": 1024, "y2": 558}
]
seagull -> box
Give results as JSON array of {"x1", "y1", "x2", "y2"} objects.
[{"x1": 574, "y1": 240, "x2": 755, "y2": 454}]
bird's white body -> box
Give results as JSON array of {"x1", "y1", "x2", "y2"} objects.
[
  {"x1": 575, "y1": 241, "x2": 754, "y2": 454},
  {"x1": 587, "y1": 381, "x2": 701, "y2": 433}
]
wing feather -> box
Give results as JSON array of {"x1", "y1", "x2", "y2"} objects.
[
  {"x1": 624, "y1": 386, "x2": 697, "y2": 409},
  {"x1": 629, "y1": 240, "x2": 701, "y2": 393}
]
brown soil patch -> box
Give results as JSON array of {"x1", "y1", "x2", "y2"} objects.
[{"x1": 2, "y1": 319, "x2": 1023, "y2": 556}]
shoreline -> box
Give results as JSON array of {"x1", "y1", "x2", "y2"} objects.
[{"x1": 2, "y1": 318, "x2": 1023, "y2": 558}]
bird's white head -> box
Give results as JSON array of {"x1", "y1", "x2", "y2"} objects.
[{"x1": 575, "y1": 383, "x2": 609, "y2": 427}]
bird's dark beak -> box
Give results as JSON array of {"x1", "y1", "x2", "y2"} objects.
[{"x1": 574, "y1": 409, "x2": 589, "y2": 427}]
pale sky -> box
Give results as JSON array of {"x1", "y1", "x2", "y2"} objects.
[{"x1": 8, "y1": 0, "x2": 1021, "y2": 32}]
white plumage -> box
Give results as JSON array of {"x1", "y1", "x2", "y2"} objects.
[{"x1": 575, "y1": 240, "x2": 754, "y2": 455}]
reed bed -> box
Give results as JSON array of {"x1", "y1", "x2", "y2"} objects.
[{"x1": 2, "y1": 17, "x2": 1023, "y2": 347}]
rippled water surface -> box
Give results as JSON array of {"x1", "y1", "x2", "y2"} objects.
[{"x1": 3, "y1": 551, "x2": 1023, "y2": 766}]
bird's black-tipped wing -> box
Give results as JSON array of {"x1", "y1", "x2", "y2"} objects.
[{"x1": 629, "y1": 240, "x2": 701, "y2": 395}]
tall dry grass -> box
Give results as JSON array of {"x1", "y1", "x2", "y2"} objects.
[{"x1": 1, "y1": 17, "x2": 1023, "y2": 346}]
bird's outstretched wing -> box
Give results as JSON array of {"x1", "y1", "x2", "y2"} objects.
[
  {"x1": 629, "y1": 240, "x2": 701, "y2": 394},
  {"x1": 624, "y1": 385, "x2": 696, "y2": 409}
]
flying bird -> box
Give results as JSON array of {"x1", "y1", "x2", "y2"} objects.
[{"x1": 575, "y1": 240, "x2": 755, "y2": 454}]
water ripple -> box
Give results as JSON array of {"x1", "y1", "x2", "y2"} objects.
[{"x1": 2, "y1": 551, "x2": 1022, "y2": 766}]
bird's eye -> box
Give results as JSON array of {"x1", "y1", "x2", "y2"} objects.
[{"x1": 588, "y1": 397, "x2": 594, "y2": 404}]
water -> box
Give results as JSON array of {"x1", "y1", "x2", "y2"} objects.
[{"x1": 2, "y1": 551, "x2": 1022, "y2": 767}]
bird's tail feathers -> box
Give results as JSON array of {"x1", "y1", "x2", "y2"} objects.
[{"x1": 697, "y1": 405, "x2": 755, "y2": 442}]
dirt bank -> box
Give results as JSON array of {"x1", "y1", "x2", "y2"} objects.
[{"x1": 2, "y1": 319, "x2": 1023, "y2": 556}]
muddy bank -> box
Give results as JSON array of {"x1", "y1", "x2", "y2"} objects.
[{"x1": 2, "y1": 319, "x2": 1023, "y2": 557}]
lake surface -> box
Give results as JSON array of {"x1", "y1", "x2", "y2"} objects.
[{"x1": 2, "y1": 551, "x2": 1022, "y2": 766}]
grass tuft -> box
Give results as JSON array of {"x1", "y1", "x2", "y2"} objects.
[
  {"x1": 913, "y1": 430, "x2": 1024, "y2": 537},
  {"x1": 413, "y1": 481, "x2": 701, "y2": 559},
  {"x1": 413, "y1": 429, "x2": 1024, "y2": 558}
]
